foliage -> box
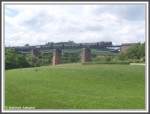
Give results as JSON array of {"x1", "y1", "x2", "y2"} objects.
[
  {"x1": 119, "y1": 43, "x2": 145, "y2": 62},
  {"x1": 5, "y1": 48, "x2": 53, "y2": 69},
  {"x1": 61, "y1": 52, "x2": 80, "y2": 63},
  {"x1": 5, "y1": 42, "x2": 145, "y2": 69},
  {"x1": 93, "y1": 55, "x2": 113, "y2": 62},
  {"x1": 126, "y1": 43, "x2": 144, "y2": 59},
  {"x1": 5, "y1": 48, "x2": 30, "y2": 69}
]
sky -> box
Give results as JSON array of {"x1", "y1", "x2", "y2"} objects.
[{"x1": 5, "y1": 4, "x2": 146, "y2": 46}]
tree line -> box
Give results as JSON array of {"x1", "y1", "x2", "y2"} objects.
[
  {"x1": 5, "y1": 42, "x2": 145, "y2": 69},
  {"x1": 5, "y1": 48, "x2": 80, "y2": 69}
]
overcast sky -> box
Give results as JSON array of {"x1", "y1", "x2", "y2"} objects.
[{"x1": 5, "y1": 4, "x2": 146, "y2": 46}]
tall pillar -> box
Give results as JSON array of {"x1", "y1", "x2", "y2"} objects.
[
  {"x1": 81, "y1": 48, "x2": 91, "y2": 63},
  {"x1": 31, "y1": 48, "x2": 40, "y2": 57},
  {"x1": 52, "y1": 49, "x2": 61, "y2": 65}
]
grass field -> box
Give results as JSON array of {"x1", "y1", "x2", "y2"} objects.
[{"x1": 5, "y1": 63, "x2": 145, "y2": 109}]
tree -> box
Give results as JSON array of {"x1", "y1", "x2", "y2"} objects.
[
  {"x1": 118, "y1": 42, "x2": 145, "y2": 62},
  {"x1": 126, "y1": 43, "x2": 145, "y2": 60},
  {"x1": 5, "y1": 48, "x2": 30, "y2": 69},
  {"x1": 32, "y1": 56, "x2": 41, "y2": 67}
]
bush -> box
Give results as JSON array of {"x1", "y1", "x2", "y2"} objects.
[{"x1": 105, "y1": 56, "x2": 112, "y2": 62}]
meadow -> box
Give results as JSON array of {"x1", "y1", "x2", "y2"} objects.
[{"x1": 5, "y1": 63, "x2": 145, "y2": 109}]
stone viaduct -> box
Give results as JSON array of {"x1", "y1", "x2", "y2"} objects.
[
  {"x1": 52, "y1": 48, "x2": 91, "y2": 65},
  {"x1": 31, "y1": 43, "x2": 137, "y2": 65}
]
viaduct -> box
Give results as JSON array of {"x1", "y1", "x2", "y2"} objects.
[
  {"x1": 9, "y1": 41, "x2": 138, "y2": 65},
  {"x1": 51, "y1": 43, "x2": 138, "y2": 65},
  {"x1": 52, "y1": 48, "x2": 92, "y2": 65}
]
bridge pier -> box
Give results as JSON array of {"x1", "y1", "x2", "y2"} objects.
[
  {"x1": 31, "y1": 48, "x2": 40, "y2": 56},
  {"x1": 81, "y1": 48, "x2": 91, "y2": 63},
  {"x1": 52, "y1": 49, "x2": 61, "y2": 65}
]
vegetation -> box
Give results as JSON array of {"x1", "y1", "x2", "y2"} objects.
[
  {"x1": 91, "y1": 43, "x2": 145, "y2": 64},
  {"x1": 5, "y1": 43, "x2": 145, "y2": 109},
  {"x1": 61, "y1": 52, "x2": 80, "y2": 63},
  {"x1": 5, "y1": 42, "x2": 145, "y2": 69},
  {"x1": 119, "y1": 43, "x2": 145, "y2": 62},
  {"x1": 5, "y1": 48, "x2": 30, "y2": 69},
  {"x1": 5, "y1": 64, "x2": 145, "y2": 109},
  {"x1": 5, "y1": 48, "x2": 82, "y2": 69}
]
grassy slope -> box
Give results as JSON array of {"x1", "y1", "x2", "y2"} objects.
[{"x1": 5, "y1": 64, "x2": 145, "y2": 109}]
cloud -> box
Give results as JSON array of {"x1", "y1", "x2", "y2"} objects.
[
  {"x1": 94, "y1": 4, "x2": 145, "y2": 21},
  {"x1": 4, "y1": 4, "x2": 145, "y2": 46}
]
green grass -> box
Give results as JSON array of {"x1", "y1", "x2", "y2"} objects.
[{"x1": 5, "y1": 63, "x2": 145, "y2": 109}]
